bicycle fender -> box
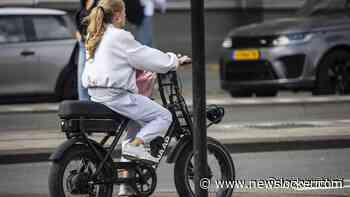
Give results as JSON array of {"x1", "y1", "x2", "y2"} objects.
[
  {"x1": 49, "y1": 138, "x2": 85, "y2": 161},
  {"x1": 49, "y1": 138, "x2": 106, "y2": 162},
  {"x1": 166, "y1": 135, "x2": 192, "y2": 164}
]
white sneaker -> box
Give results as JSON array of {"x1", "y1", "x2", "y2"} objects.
[
  {"x1": 118, "y1": 184, "x2": 136, "y2": 196},
  {"x1": 122, "y1": 143, "x2": 160, "y2": 164}
]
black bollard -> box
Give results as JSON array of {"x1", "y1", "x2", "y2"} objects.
[{"x1": 190, "y1": 0, "x2": 207, "y2": 196}]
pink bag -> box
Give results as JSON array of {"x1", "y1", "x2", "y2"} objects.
[{"x1": 136, "y1": 69, "x2": 157, "y2": 97}]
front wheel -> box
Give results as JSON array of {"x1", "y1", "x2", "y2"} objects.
[
  {"x1": 48, "y1": 145, "x2": 113, "y2": 197},
  {"x1": 313, "y1": 50, "x2": 350, "y2": 95},
  {"x1": 174, "y1": 137, "x2": 235, "y2": 197}
]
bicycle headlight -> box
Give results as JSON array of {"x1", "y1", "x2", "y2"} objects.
[
  {"x1": 273, "y1": 33, "x2": 314, "y2": 46},
  {"x1": 222, "y1": 37, "x2": 232, "y2": 48},
  {"x1": 206, "y1": 105, "x2": 225, "y2": 124}
]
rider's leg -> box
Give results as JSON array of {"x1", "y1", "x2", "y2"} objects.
[
  {"x1": 120, "y1": 94, "x2": 172, "y2": 162},
  {"x1": 119, "y1": 153, "x2": 136, "y2": 196},
  {"x1": 89, "y1": 89, "x2": 172, "y2": 161},
  {"x1": 103, "y1": 92, "x2": 172, "y2": 144},
  {"x1": 119, "y1": 94, "x2": 171, "y2": 161},
  {"x1": 119, "y1": 121, "x2": 140, "y2": 196}
]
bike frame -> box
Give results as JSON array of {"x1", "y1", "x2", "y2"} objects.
[{"x1": 62, "y1": 71, "x2": 195, "y2": 186}]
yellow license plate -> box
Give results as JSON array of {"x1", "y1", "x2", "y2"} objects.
[{"x1": 233, "y1": 50, "x2": 260, "y2": 61}]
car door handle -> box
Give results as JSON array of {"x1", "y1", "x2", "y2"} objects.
[{"x1": 20, "y1": 51, "x2": 35, "y2": 56}]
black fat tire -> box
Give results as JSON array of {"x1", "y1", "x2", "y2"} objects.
[
  {"x1": 313, "y1": 50, "x2": 350, "y2": 95},
  {"x1": 48, "y1": 145, "x2": 113, "y2": 197},
  {"x1": 229, "y1": 90, "x2": 253, "y2": 97},
  {"x1": 174, "y1": 137, "x2": 235, "y2": 197}
]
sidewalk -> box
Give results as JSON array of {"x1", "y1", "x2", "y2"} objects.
[{"x1": 1, "y1": 120, "x2": 350, "y2": 163}]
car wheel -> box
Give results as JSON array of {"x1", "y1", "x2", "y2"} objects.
[
  {"x1": 313, "y1": 50, "x2": 350, "y2": 96},
  {"x1": 255, "y1": 89, "x2": 278, "y2": 97},
  {"x1": 229, "y1": 90, "x2": 253, "y2": 97},
  {"x1": 62, "y1": 70, "x2": 78, "y2": 100}
]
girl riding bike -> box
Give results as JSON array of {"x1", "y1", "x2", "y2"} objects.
[
  {"x1": 49, "y1": 1, "x2": 234, "y2": 196},
  {"x1": 82, "y1": 0, "x2": 190, "y2": 168}
]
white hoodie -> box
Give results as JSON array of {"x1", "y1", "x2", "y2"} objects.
[{"x1": 82, "y1": 25, "x2": 178, "y2": 94}]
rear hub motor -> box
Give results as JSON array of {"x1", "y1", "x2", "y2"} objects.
[{"x1": 66, "y1": 170, "x2": 91, "y2": 195}]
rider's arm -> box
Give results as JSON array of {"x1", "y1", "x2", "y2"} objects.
[{"x1": 120, "y1": 31, "x2": 179, "y2": 73}]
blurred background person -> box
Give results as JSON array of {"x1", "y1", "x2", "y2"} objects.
[
  {"x1": 126, "y1": 0, "x2": 166, "y2": 46},
  {"x1": 75, "y1": 0, "x2": 99, "y2": 100}
]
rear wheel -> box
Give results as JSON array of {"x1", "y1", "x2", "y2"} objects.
[
  {"x1": 49, "y1": 145, "x2": 113, "y2": 197},
  {"x1": 313, "y1": 50, "x2": 350, "y2": 95},
  {"x1": 174, "y1": 137, "x2": 235, "y2": 197}
]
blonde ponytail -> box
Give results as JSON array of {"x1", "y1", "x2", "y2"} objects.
[{"x1": 85, "y1": 0, "x2": 125, "y2": 59}]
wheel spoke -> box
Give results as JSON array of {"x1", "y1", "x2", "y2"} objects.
[{"x1": 143, "y1": 171, "x2": 152, "y2": 179}]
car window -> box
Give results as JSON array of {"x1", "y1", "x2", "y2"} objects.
[
  {"x1": 32, "y1": 15, "x2": 72, "y2": 41},
  {"x1": 0, "y1": 16, "x2": 25, "y2": 44}
]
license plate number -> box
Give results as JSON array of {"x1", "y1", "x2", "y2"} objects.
[{"x1": 233, "y1": 50, "x2": 260, "y2": 61}]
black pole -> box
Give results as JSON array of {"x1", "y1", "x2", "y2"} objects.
[{"x1": 190, "y1": 0, "x2": 207, "y2": 196}]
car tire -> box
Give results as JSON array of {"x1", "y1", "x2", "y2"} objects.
[
  {"x1": 62, "y1": 69, "x2": 78, "y2": 100},
  {"x1": 229, "y1": 90, "x2": 253, "y2": 97},
  {"x1": 313, "y1": 50, "x2": 350, "y2": 96},
  {"x1": 255, "y1": 89, "x2": 278, "y2": 97}
]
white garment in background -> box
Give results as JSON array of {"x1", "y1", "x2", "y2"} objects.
[{"x1": 140, "y1": 0, "x2": 167, "y2": 16}]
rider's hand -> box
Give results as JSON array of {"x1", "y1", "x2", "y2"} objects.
[{"x1": 177, "y1": 54, "x2": 192, "y2": 66}]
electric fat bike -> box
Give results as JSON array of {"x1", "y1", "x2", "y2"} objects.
[{"x1": 48, "y1": 70, "x2": 235, "y2": 197}]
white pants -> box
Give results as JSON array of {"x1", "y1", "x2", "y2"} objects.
[{"x1": 88, "y1": 88, "x2": 172, "y2": 144}]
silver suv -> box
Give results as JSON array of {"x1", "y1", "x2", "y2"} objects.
[
  {"x1": 219, "y1": 0, "x2": 350, "y2": 97},
  {"x1": 0, "y1": 7, "x2": 78, "y2": 102}
]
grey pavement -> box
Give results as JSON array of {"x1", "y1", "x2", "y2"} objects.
[
  {"x1": 1, "y1": 120, "x2": 350, "y2": 162},
  {"x1": 1, "y1": 148, "x2": 350, "y2": 196},
  {"x1": 2, "y1": 94, "x2": 350, "y2": 131}
]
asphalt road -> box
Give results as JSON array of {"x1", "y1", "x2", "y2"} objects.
[{"x1": 0, "y1": 148, "x2": 349, "y2": 196}]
